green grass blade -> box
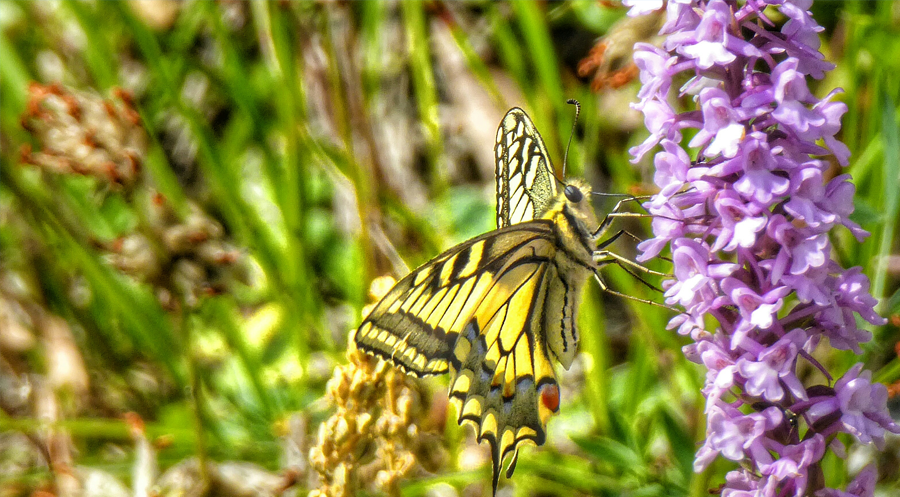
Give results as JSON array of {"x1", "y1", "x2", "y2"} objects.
[
  {"x1": 402, "y1": 0, "x2": 445, "y2": 191},
  {"x1": 874, "y1": 90, "x2": 899, "y2": 310}
]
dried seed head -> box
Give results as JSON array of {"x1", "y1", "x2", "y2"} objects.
[
  {"x1": 307, "y1": 279, "x2": 443, "y2": 496},
  {"x1": 21, "y1": 83, "x2": 147, "y2": 189}
]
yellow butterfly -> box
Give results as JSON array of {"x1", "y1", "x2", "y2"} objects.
[{"x1": 355, "y1": 106, "x2": 650, "y2": 493}]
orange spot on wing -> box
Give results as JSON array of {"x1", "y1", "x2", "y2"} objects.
[{"x1": 540, "y1": 383, "x2": 560, "y2": 412}]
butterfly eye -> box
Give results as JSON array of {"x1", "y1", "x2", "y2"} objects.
[{"x1": 564, "y1": 184, "x2": 583, "y2": 203}]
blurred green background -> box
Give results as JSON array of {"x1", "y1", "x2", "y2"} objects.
[{"x1": 1, "y1": 1, "x2": 898, "y2": 496}]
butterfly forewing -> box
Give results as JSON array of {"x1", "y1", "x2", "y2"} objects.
[
  {"x1": 495, "y1": 108, "x2": 559, "y2": 228},
  {"x1": 356, "y1": 223, "x2": 556, "y2": 377}
]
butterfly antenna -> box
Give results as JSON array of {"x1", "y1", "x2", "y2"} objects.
[{"x1": 562, "y1": 99, "x2": 580, "y2": 179}]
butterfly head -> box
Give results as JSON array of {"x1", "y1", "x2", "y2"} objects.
[
  {"x1": 563, "y1": 184, "x2": 583, "y2": 203},
  {"x1": 560, "y1": 178, "x2": 593, "y2": 210},
  {"x1": 554, "y1": 178, "x2": 598, "y2": 235}
]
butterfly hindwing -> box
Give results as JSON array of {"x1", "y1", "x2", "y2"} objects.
[
  {"x1": 495, "y1": 108, "x2": 559, "y2": 228},
  {"x1": 448, "y1": 247, "x2": 566, "y2": 493}
]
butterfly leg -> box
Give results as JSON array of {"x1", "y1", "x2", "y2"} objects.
[
  {"x1": 590, "y1": 198, "x2": 678, "y2": 309},
  {"x1": 595, "y1": 226, "x2": 648, "y2": 251},
  {"x1": 594, "y1": 255, "x2": 664, "y2": 294},
  {"x1": 592, "y1": 195, "x2": 652, "y2": 238},
  {"x1": 594, "y1": 197, "x2": 678, "y2": 267},
  {"x1": 591, "y1": 196, "x2": 683, "y2": 247},
  {"x1": 595, "y1": 227, "x2": 673, "y2": 278},
  {"x1": 594, "y1": 246, "x2": 670, "y2": 278},
  {"x1": 592, "y1": 245, "x2": 677, "y2": 311},
  {"x1": 591, "y1": 272, "x2": 674, "y2": 310}
]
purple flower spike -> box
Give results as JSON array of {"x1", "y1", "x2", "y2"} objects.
[{"x1": 627, "y1": 0, "x2": 897, "y2": 494}]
